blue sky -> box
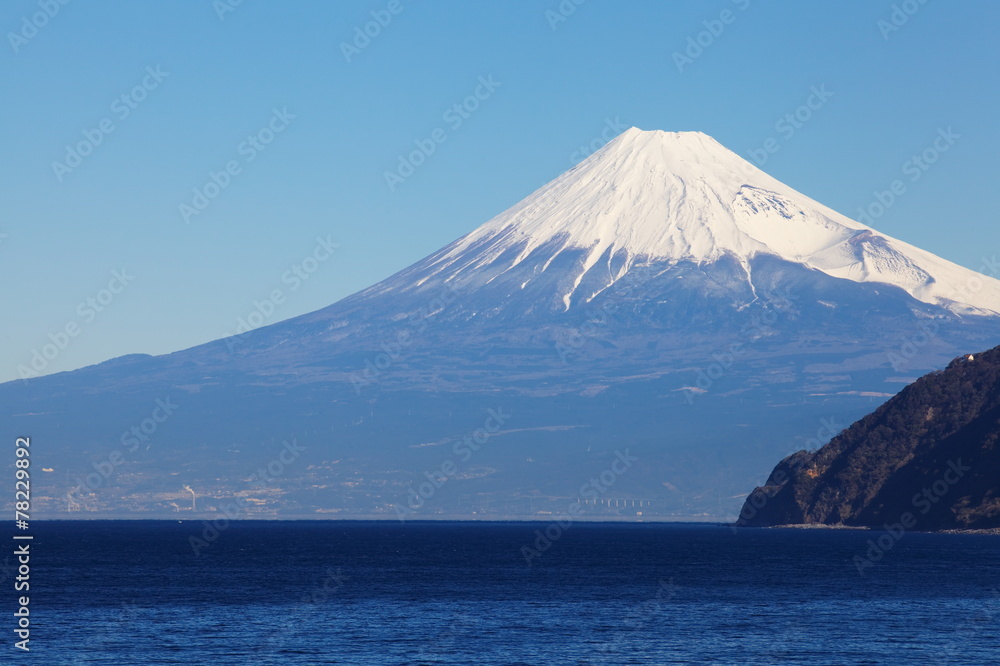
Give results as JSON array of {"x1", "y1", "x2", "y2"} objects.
[{"x1": 2, "y1": 0, "x2": 998, "y2": 382}]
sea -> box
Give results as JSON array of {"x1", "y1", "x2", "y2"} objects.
[{"x1": 15, "y1": 520, "x2": 1000, "y2": 664}]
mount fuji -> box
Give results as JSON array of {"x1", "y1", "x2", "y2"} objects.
[
  {"x1": 6, "y1": 128, "x2": 1000, "y2": 521},
  {"x1": 390, "y1": 128, "x2": 1000, "y2": 317}
]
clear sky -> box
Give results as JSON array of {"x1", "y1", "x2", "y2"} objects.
[{"x1": 2, "y1": 0, "x2": 998, "y2": 383}]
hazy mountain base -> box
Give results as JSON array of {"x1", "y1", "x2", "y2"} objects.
[{"x1": 6, "y1": 255, "x2": 1000, "y2": 520}]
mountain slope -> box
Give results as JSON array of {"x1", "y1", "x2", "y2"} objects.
[
  {"x1": 356, "y1": 128, "x2": 1000, "y2": 317},
  {"x1": 4, "y1": 128, "x2": 1000, "y2": 520},
  {"x1": 737, "y1": 346, "x2": 1000, "y2": 530}
]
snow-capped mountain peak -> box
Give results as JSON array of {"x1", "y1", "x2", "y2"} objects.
[{"x1": 384, "y1": 128, "x2": 1000, "y2": 315}]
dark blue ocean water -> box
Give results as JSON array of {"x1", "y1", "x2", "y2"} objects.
[{"x1": 10, "y1": 521, "x2": 1000, "y2": 664}]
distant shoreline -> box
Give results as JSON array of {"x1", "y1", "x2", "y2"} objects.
[
  {"x1": 754, "y1": 523, "x2": 1000, "y2": 535},
  {"x1": 17, "y1": 517, "x2": 1000, "y2": 534},
  {"x1": 22, "y1": 516, "x2": 731, "y2": 524}
]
